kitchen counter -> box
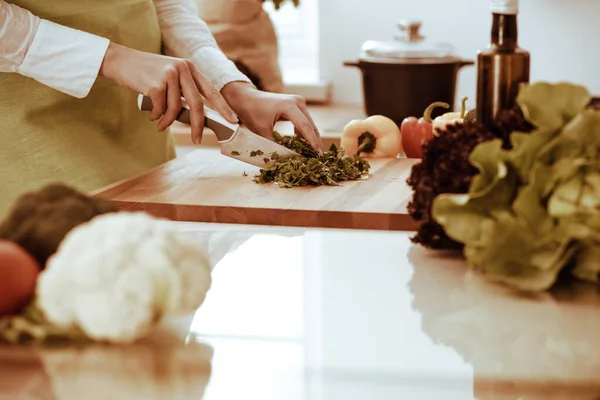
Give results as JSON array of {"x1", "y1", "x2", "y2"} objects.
[
  {"x1": 171, "y1": 104, "x2": 366, "y2": 148},
  {"x1": 2, "y1": 222, "x2": 599, "y2": 400}
]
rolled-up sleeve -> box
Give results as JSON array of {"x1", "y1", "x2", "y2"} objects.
[
  {"x1": 0, "y1": 1, "x2": 110, "y2": 98},
  {"x1": 153, "y1": 0, "x2": 252, "y2": 91}
]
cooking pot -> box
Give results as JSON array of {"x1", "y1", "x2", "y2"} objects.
[{"x1": 344, "y1": 20, "x2": 474, "y2": 125}]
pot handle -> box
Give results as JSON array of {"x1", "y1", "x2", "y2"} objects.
[
  {"x1": 458, "y1": 60, "x2": 475, "y2": 69},
  {"x1": 343, "y1": 60, "x2": 360, "y2": 68}
]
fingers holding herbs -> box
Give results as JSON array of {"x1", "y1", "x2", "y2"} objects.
[
  {"x1": 220, "y1": 83, "x2": 325, "y2": 154},
  {"x1": 280, "y1": 96, "x2": 324, "y2": 155}
]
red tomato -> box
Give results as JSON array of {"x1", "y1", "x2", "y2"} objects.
[{"x1": 0, "y1": 240, "x2": 41, "y2": 316}]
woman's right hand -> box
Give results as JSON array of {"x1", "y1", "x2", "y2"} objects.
[{"x1": 99, "y1": 42, "x2": 239, "y2": 143}]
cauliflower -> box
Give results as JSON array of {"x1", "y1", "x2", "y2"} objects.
[{"x1": 35, "y1": 212, "x2": 212, "y2": 344}]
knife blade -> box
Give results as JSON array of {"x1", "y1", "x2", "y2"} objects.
[{"x1": 137, "y1": 94, "x2": 300, "y2": 168}]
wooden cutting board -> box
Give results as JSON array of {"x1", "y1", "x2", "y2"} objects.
[{"x1": 94, "y1": 149, "x2": 420, "y2": 231}]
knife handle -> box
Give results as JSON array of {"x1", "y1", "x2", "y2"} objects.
[
  {"x1": 136, "y1": 94, "x2": 239, "y2": 133},
  {"x1": 137, "y1": 94, "x2": 190, "y2": 124}
]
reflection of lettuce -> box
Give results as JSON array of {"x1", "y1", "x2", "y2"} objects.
[
  {"x1": 407, "y1": 244, "x2": 600, "y2": 398},
  {"x1": 432, "y1": 82, "x2": 600, "y2": 292}
]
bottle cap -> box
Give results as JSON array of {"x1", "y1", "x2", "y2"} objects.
[{"x1": 490, "y1": 0, "x2": 519, "y2": 14}]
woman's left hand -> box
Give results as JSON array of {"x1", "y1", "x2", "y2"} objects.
[{"x1": 221, "y1": 82, "x2": 324, "y2": 154}]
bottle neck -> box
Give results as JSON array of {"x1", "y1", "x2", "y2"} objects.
[{"x1": 491, "y1": 13, "x2": 518, "y2": 50}]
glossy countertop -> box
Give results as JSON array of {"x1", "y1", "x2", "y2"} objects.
[{"x1": 2, "y1": 222, "x2": 600, "y2": 400}]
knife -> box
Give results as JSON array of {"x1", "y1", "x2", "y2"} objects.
[{"x1": 137, "y1": 94, "x2": 300, "y2": 168}]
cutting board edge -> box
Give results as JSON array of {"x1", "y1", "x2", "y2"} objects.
[{"x1": 109, "y1": 200, "x2": 420, "y2": 232}]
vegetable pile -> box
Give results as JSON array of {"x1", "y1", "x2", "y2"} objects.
[
  {"x1": 406, "y1": 101, "x2": 534, "y2": 250},
  {"x1": 0, "y1": 184, "x2": 118, "y2": 321},
  {"x1": 409, "y1": 80, "x2": 600, "y2": 293},
  {"x1": 0, "y1": 183, "x2": 118, "y2": 268},
  {"x1": 0, "y1": 185, "x2": 213, "y2": 345},
  {"x1": 407, "y1": 121, "x2": 498, "y2": 249},
  {"x1": 253, "y1": 131, "x2": 370, "y2": 188}
]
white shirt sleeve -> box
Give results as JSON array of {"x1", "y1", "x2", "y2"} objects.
[
  {"x1": 0, "y1": 0, "x2": 250, "y2": 99},
  {"x1": 0, "y1": 1, "x2": 110, "y2": 98},
  {"x1": 153, "y1": 0, "x2": 252, "y2": 91}
]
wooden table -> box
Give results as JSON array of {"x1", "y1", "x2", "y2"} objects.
[
  {"x1": 94, "y1": 149, "x2": 420, "y2": 231},
  {"x1": 2, "y1": 223, "x2": 599, "y2": 400}
]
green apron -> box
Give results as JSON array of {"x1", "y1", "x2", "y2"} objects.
[{"x1": 0, "y1": 0, "x2": 176, "y2": 216}]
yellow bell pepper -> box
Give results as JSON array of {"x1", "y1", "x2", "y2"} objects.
[
  {"x1": 341, "y1": 115, "x2": 402, "y2": 158},
  {"x1": 432, "y1": 96, "x2": 469, "y2": 134}
]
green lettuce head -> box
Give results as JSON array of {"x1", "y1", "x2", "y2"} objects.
[{"x1": 431, "y1": 81, "x2": 600, "y2": 292}]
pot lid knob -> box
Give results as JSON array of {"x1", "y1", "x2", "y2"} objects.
[{"x1": 396, "y1": 19, "x2": 424, "y2": 42}]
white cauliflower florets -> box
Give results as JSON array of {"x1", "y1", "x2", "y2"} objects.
[{"x1": 35, "y1": 212, "x2": 212, "y2": 343}]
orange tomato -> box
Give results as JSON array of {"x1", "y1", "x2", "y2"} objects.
[{"x1": 0, "y1": 240, "x2": 41, "y2": 316}]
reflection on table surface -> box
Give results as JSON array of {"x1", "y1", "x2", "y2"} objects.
[{"x1": 2, "y1": 222, "x2": 600, "y2": 400}]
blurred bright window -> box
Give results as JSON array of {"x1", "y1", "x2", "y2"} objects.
[{"x1": 263, "y1": 0, "x2": 319, "y2": 84}]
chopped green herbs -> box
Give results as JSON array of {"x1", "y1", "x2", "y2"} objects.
[
  {"x1": 231, "y1": 151, "x2": 241, "y2": 156},
  {"x1": 273, "y1": 131, "x2": 318, "y2": 158},
  {"x1": 250, "y1": 150, "x2": 264, "y2": 157},
  {"x1": 253, "y1": 131, "x2": 370, "y2": 188}
]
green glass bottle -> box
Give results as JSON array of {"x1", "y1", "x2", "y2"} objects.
[{"x1": 476, "y1": 0, "x2": 530, "y2": 128}]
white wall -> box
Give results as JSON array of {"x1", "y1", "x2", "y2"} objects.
[{"x1": 318, "y1": 0, "x2": 600, "y2": 109}]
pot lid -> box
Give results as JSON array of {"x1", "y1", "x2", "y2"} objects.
[{"x1": 359, "y1": 20, "x2": 458, "y2": 63}]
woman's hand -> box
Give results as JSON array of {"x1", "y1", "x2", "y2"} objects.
[
  {"x1": 221, "y1": 82, "x2": 324, "y2": 154},
  {"x1": 99, "y1": 43, "x2": 238, "y2": 143}
]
